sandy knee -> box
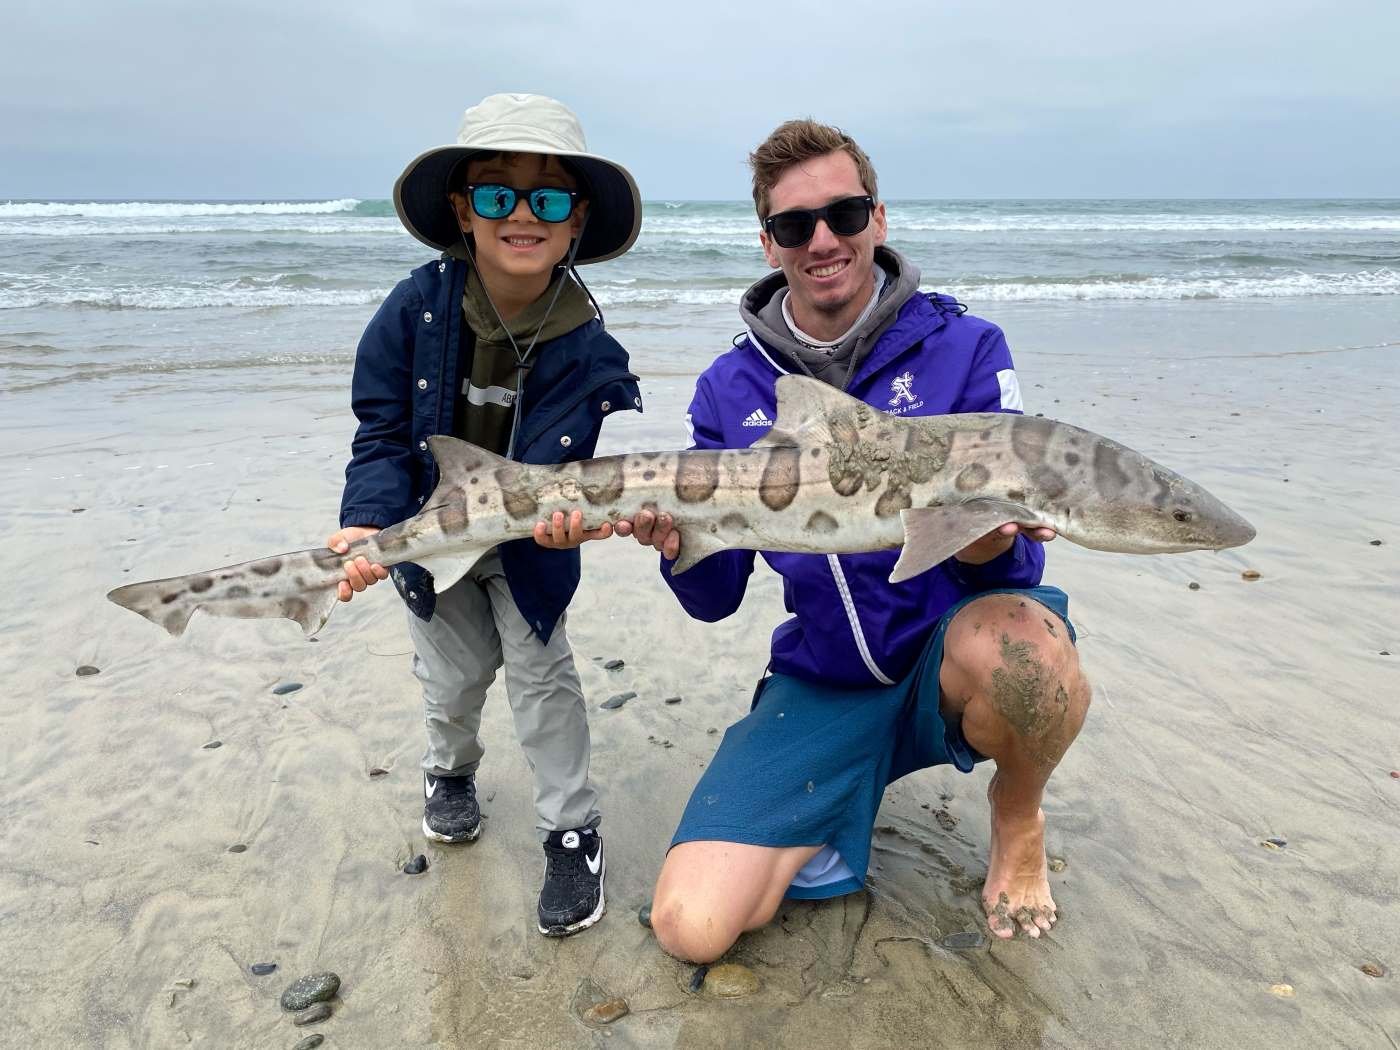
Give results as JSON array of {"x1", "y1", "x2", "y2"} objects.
[{"x1": 651, "y1": 892, "x2": 736, "y2": 964}]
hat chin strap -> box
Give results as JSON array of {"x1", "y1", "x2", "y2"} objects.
[{"x1": 454, "y1": 211, "x2": 591, "y2": 458}]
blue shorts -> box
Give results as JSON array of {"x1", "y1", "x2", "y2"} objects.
[{"x1": 670, "y1": 586, "x2": 1074, "y2": 900}]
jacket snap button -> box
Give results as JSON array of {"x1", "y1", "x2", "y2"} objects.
[
  {"x1": 417, "y1": 378, "x2": 428, "y2": 390},
  {"x1": 559, "y1": 435, "x2": 572, "y2": 447},
  {"x1": 600, "y1": 400, "x2": 610, "y2": 412},
  {"x1": 418, "y1": 440, "x2": 428, "y2": 451},
  {"x1": 423, "y1": 311, "x2": 433, "y2": 323},
  {"x1": 437, "y1": 261, "x2": 446, "y2": 272},
  {"x1": 408, "y1": 591, "x2": 417, "y2": 600}
]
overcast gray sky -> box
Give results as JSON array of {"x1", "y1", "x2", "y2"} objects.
[{"x1": 3, "y1": 0, "x2": 1397, "y2": 200}]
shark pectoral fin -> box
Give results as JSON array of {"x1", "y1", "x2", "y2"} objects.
[
  {"x1": 668, "y1": 530, "x2": 731, "y2": 575},
  {"x1": 889, "y1": 499, "x2": 1036, "y2": 584},
  {"x1": 413, "y1": 547, "x2": 493, "y2": 596}
]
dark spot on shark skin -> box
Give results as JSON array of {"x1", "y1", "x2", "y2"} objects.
[
  {"x1": 640, "y1": 451, "x2": 663, "y2": 461},
  {"x1": 161, "y1": 592, "x2": 180, "y2": 604},
  {"x1": 1010, "y1": 416, "x2": 1054, "y2": 464},
  {"x1": 436, "y1": 505, "x2": 469, "y2": 533},
  {"x1": 720, "y1": 512, "x2": 749, "y2": 532},
  {"x1": 759, "y1": 446, "x2": 802, "y2": 511},
  {"x1": 579, "y1": 457, "x2": 626, "y2": 504},
  {"x1": 251, "y1": 559, "x2": 282, "y2": 577},
  {"x1": 955, "y1": 463, "x2": 991, "y2": 492},
  {"x1": 806, "y1": 511, "x2": 838, "y2": 534},
  {"x1": 283, "y1": 598, "x2": 309, "y2": 624},
  {"x1": 674, "y1": 453, "x2": 720, "y2": 503},
  {"x1": 1150, "y1": 470, "x2": 1172, "y2": 510},
  {"x1": 478, "y1": 493, "x2": 488, "y2": 505},
  {"x1": 1064, "y1": 452, "x2": 1081, "y2": 467},
  {"x1": 1007, "y1": 489, "x2": 1026, "y2": 503},
  {"x1": 226, "y1": 585, "x2": 250, "y2": 598},
  {"x1": 1029, "y1": 466, "x2": 1068, "y2": 500},
  {"x1": 643, "y1": 470, "x2": 656, "y2": 481},
  {"x1": 164, "y1": 611, "x2": 187, "y2": 633},
  {"x1": 310, "y1": 548, "x2": 343, "y2": 571},
  {"x1": 496, "y1": 466, "x2": 539, "y2": 519},
  {"x1": 1093, "y1": 441, "x2": 1131, "y2": 495},
  {"x1": 190, "y1": 575, "x2": 214, "y2": 593},
  {"x1": 875, "y1": 486, "x2": 912, "y2": 518}
]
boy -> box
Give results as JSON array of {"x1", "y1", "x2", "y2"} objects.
[{"x1": 327, "y1": 94, "x2": 643, "y2": 936}]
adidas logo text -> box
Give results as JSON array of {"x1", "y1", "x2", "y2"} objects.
[{"x1": 742, "y1": 409, "x2": 773, "y2": 427}]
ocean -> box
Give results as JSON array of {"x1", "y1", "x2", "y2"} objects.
[{"x1": 2, "y1": 197, "x2": 1398, "y2": 404}]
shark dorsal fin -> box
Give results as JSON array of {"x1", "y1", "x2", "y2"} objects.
[
  {"x1": 427, "y1": 435, "x2": 513, "y2": 487},
  {"x1": 754, "y1": 375, "x2": 862, "y2": 448}
]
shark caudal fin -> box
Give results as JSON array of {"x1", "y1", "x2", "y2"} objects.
[
  {"x1": 889, "y1": 499, "x2": 1036, "y2": 584},
  {"x1": 107, "y1": 559, "x2": 342, "y2": 639}
]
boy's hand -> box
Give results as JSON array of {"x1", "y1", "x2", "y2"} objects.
[
  {"x1": 533, "y1": 509, "x2": 615, "y2": 549},
  {"x1": 327, "y1": 525, "x2": 389, "y2": 601},
  {"x1": 953, "y1": 522, "x2": 1057, "y2": 565},
  {"x1": 615, "y1": 509, "x2": 682, "y2": 560}
]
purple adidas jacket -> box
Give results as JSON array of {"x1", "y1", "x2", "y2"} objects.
[{"x1": 661, "y1": 291, "x2": 1045, "y2": 688}]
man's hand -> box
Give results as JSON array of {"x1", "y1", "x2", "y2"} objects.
[
  {"x1": 614, "y1": 509, "x2": 682, "y2": 560},
  {"x1": 954, "y1": 522, "x2": 1057, "y2": 565},
  {"x1": 327, "y1": 525, "x2": 389, "y2": 602},
  {"x1": 533, "y1": 509, "x2": 615, "y2": 549}
]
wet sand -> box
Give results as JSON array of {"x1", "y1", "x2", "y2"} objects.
[{"x1": 2, "y1": 299, "x2": 1398, "y2": 1048}]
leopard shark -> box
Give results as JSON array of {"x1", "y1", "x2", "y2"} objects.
[{"x1": 108, "y1": 374, "x2": 1255, "y2": 638}]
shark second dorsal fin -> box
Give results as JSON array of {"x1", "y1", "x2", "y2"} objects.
[{"x1": 427, "y1": 435, "x2": 512, "y2": 487}]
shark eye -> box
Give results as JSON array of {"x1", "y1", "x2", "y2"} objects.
[{"x1": 1172, "y1": 509, "x2": 1192, "y2": 523}]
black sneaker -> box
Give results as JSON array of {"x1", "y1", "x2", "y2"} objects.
[
  {"x1": 537, "y1": 827, "x2": 605, "y2": 936},
  {"x1": 422, "y1": 772, "x2": 481, "y2": 843}
]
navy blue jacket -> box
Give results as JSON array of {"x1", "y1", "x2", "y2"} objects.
[{"x1": 340, "y1": 256, "x2": 641, "y2": 641}]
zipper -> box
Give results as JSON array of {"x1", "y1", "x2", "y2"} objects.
[{"x1": 514, "y1": 370, "x2": 640, "y2": 457}]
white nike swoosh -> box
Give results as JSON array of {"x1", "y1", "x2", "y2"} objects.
[
  {"x1": 425, "y1": 778, "x2": 438, "y2": 799},
  {"x1": 585, "y1": 846, "x2": 602, "y2": 875}
]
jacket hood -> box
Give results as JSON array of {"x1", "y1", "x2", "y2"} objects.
[{"x1": 739, "y1": 246, "x2": 922, "y2": 388}]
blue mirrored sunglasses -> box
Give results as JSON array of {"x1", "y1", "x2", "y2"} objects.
[{"x1": 465, "y1": 183, "x2": 581, "y2": 223}]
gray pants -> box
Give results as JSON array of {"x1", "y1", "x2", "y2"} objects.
[{"x1": 406, "y1": 549, "x2": 599, "y2": 837}]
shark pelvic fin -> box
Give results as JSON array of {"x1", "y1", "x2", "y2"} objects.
[
  {"x1": 668, "y1": 529, "x2": 730, "y2": 575},
  {"x1": 413, "y1": 547, "x2": 494, "y2": 596},
  {"x1": 889, "y1": 499, "x2": 1036, "y2": 584}
]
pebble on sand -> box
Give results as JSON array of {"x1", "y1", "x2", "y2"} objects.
[
  {"x1": 280, "y1": 972, "x2": 341, "y2": 1012},
  {"x1": 202, "y1": 740, "x2": 223, "y2": 749},
  {"x1": 1360, "y1": 963, "x2": 1387, "y2": 978},
  {"x1": 292, "y1": 1037, "x2": 324, "y2": 1050},
  {"x1": 704, "y1": 963, "x2": 760, "y2": 998},
  {"x1": 1371, "y1": 539, "x2": 1383, "y2": 545},
  {"x1": 603, "y1": 659, "x2": 625, "y2": 670},
  {"x1": 638, "y1": 903, "x2": 653, "y2": 928},
  {"x1": 582, "y1": 997, "x2": 630, "y2": 1025},
  {"x1": 941, "y1": 930, "x2": 986, "y2": 951},
  {"x1": 227, "y1": 843, "x2": 248, "y2": 853},
  {"x1": 663, "y1": 695, "x2": 683, "y2": 704},
  {"x1": 1262, "y1": 837, "x2": 1287, "y2": 849},
  {"x1": 601, "y1": 692, "x2": 636, "y2": 710},
  {"x1": 403, "y1": 854, "x2": 428, "y2": 875},
  {"x1": 250, "y1": 962, "x2": 277, "y2": 976},
  {"x1": 1047, "y1": 857, "x2": 1068, "y2": 873},
  {"x1": 1187, "y1": 582, "x2": 1201, "y2": 590},
  {"x1": 76, "y1": 665, "x2": 101, "y2": 677},
  {"x1": 1390, "y1": 771, "x2": 1400, "y2": 780},
  {"x1": 369, "y1": 767, "x2": 389, "y2": 777},
  {"x1": 687, "y1": 964, "x2": 709, "y2": 993},
  {"x1": 293, "y1": 1002, "x2": 333, "y2": 1026},
  {"x1": 1241, "y1": 569, "x2": 1262, "y2": 581},
  {"x1": 272, "y1": 682, "x2": 303, "y2": 696},
  {"x1": 1268, "y1": 983, "x2": 1295, "y2": 998}
]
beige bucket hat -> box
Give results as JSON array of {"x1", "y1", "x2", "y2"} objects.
[{"x1": 393, "y1": 93, "x2": 642, "y2": 265}]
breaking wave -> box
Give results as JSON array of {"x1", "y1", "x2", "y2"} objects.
[{"x1": 0, "y1": 199, "x2": 363, "y2": 218}]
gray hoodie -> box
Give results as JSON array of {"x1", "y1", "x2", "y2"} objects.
[{"x1": 741, "y1": 246, "x2": 922, "y2": 390}]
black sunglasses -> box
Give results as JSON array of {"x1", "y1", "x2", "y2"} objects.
[{"x1": 762, "y1": 195, "x2": 875, "y2": 249}]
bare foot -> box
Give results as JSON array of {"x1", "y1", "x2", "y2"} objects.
[{"x1": 981, "y1": 773, "x2": 1057, "y2": 939}]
